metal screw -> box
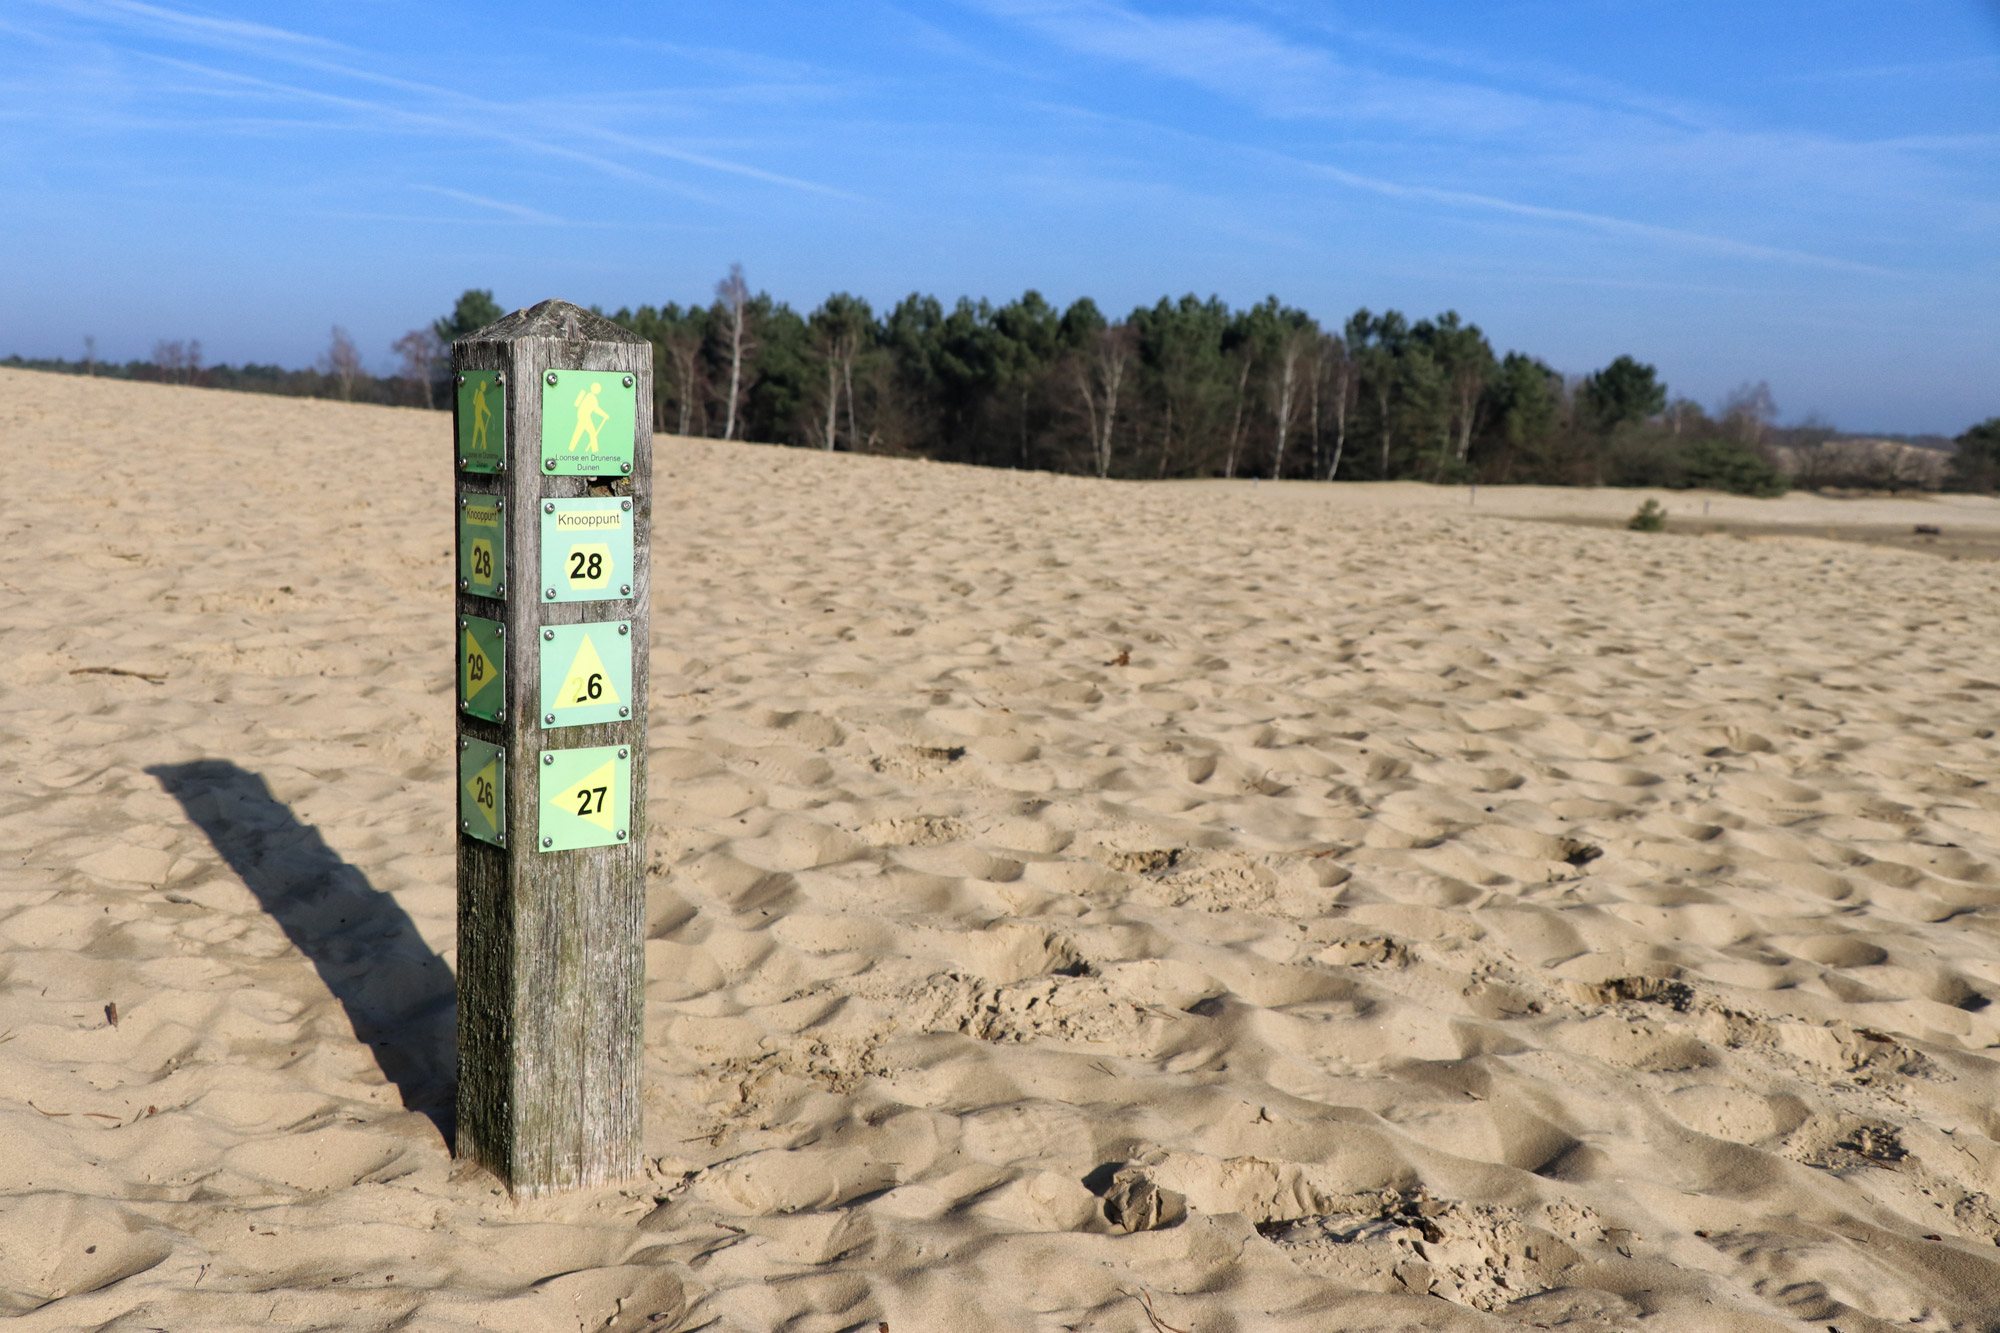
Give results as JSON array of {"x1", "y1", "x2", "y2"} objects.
[
  {"x1": 458, "y1": 617, "x2": 467, "y2": 628},
  {"x1": 617, "y1": 747, "x2": 629, "y2": 759},
  {"x1": 543, "y1": 753, "x2": 554, "y2": 766},
  {"x1": 545, "y1": 459, "x2": 557, "y2": 471},
  {"x1": 459, "y1": 496, "x2": 468, "y2": 507},
  {"x1": 458, "y1": 578, "x2": 469, "y2": 591},
  {"x1": 544, "y1": 712, "x2": 555, "y2": 724},
  {"x1": 459, "y1": 700, "x2": 468, "y2": 711},
  {"x1": 543, "y1": 628, "x2": 554, "y2": 640},
  {"x1": 616, "y1": 829, "x2": 627, "y2": 841},
  {"x1": 620, "y1": 499, "x2": 631, "y2": 511},
  {"x1": 618, "y1": 706, "x2": 629, "y2": 718},
  {"x1": 495, "y1": 625, "x2": 505, "y2": 637},
  {"x1": 618, "y1": 623, "x2": 629, "y2": 635},
  {"x1": 496, "y1": 498, "x2": 505, "y2": 509},
  {"x1": 544, "y1": 587, "x2": 556, "y2": 599},
  {"x1": 544, "y1": 501, "x2": 555, "y2": 513},
  {"x1": 619, "y1": 583, "x2": 631, "y2": 595},
  {"x1": 458, "y1": 457, "x2": 468, "y2": 468},
  {"x1": 496, "y1": 372, "x2": 505, "y2": 384},
  {"x1": 460, "y1": 738, "x2": 469, "y2": 750},
  {"x1": 542, "y1": 837, "x2": 553, "y2": 848},
  {"x1": 462, "y1": 819, "x2": 470, "y2": 830},
  {"x1": 495, "y1": 585, "x2": 505, "y2": 596},
  {"x1": 497, "y1": 709, "x2": 506, "y2": 721},
  {"x1": 546, "y1": 371, "x2": 559, "y2": 386},
  {"x1": 456, "y1": 373, "x2": 466, "y2": 385},
  {"x1": 621, "y1": 462, "x2": 632, "y2": 474},
  {"x1": 622, "y1": 375, "x2": 633, "y2": 387}
]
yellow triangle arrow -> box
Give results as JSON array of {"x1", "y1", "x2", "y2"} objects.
[
  {"x1": 466, "y1": 758, "x2": 499, "y2": 832},
  {"x1": 555, "y1": 632, "x2": 620, "y2": 711},
  {"x1": 548, "y1": 759, "x2": 617, "y2": 831},
  {"x1": 462, "y1": 627, "x2": 497, "y2": 699}
]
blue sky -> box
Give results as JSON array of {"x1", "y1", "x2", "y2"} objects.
[{"x1": 3, "y1": 1, "x2": 1996, "y2": 434}]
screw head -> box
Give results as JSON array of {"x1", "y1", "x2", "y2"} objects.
[
  {"x1": 458, "y1": 578, "x2": 469, "y2": 591},
  {"x1": 495, "y1": 625, "x2": 505, "y2": 636},
  {"x1": 620, "y1": 499, "x2": 631, "y2": 511},
  {"x1": 462, "y1": 819, "x2": 470, "y2": 830},
  {"x1": 456, "y1": 373, "x2": 466, "y2": 385},
  {"x1": 543, "y1": 628, "x2": 554, "y2": 641},
  {"x1": 616, "y1": 829, "x2": 627, "y2": 841},
  {"x1": 544, "y1": 587, "x2": 556, "y2": 599},
  {"x1": 458, "y1": 457, "x2": 468, "y2": 468},
  {"x1": 496, "y1": 498, "x2": 505, "y2": 509},
  {"x1": 495, "y1": 585, "x2": 506, "y2": 596},
  {"x1": 617, "y1": 623, "x2": 629, "y2": 636},
  {"x1": 459, "y1": 700, "x2": 468, "y2": 711},
  {"x1": 542, "y1": 837, "x2": 553, "y2": 848},
  {"x1": 460, "y1": 738, "x2": 469, "y2": 750},
  {"x1": 497, "y1": 709, "x2": 506, "y2": 721},
  {"x1": 545, "y1": 459, "x2": 557, "y2": 471},
  {"x1": 546, "y1": 371, "x2": 559, "y2": 386},
  {"x1": 622, "y1": 375, "x2": 633, "y2": 387},
  {"x1": 458, "y1": 617, "x2": 467, "y2": 628},
  {"x1": 496, "y1": 371, "x2": 505, "y2": 384},
  {"x1": 617, "y1": 747, "x2": 629, "y2": 759},
  {"x1": 544, "y1": 501, "x2": 555, "y2": 513},
  {"x1": 618, "y1": 706, "x2": 629, "y2": 718},
  {"x1": 620, "y1": 584, "x2": 631, "y2": 596},
  {"x1": 543, "y1": 753, "x2": 554, "y2": 766},
  {"x1": 459, "y1": 496, "x2": 468, "y2": 507},
  {"x1": 621, "y1": 462, "x2": 632, "y2": 474},
  {"x1": 544, "y1": 712, "x2": 555, "y2": 724}
]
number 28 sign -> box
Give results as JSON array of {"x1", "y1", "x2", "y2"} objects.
[{"x1": 540, "y1": 497, "x2": 633, "y2": 603}]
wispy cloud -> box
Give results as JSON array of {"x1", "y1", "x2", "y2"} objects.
[
  {"x1": 20, "y1": 0, "x2": 857, "y2": 200},
  {"x1": 414, "y1": 185, "x2": 561, "y2": 225}
]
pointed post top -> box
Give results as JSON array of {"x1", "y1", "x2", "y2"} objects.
[{"x1": 463, "y1": 299, "x2": 645, "y2": 346}]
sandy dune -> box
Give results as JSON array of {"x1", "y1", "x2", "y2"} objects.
[{"x1": 5, "y1": 365, "x2": 2000, "y2": 1331}]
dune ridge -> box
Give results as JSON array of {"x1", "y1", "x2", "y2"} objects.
[{"x1": 4, "y1": 367, "x2": 2000, "y2": 1330}]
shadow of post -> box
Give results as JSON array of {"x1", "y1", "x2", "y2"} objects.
[{"x1": 148, "y1": 760, "x2": 456, "y2": 1141}]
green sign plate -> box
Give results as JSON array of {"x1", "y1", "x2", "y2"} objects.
[
  {"x1": 540, "y1": 369, "x2": 636, "y2": 476},
  {"x1": 539, "y1": 497, "x2": 633, "y2": 603},
  {"x1": 537, "y1": 744, "x2": 631, "y2": 852},
  {"x1": 538, "y1": 621, "x2": 632, "y2": 729},
  {"x1": 458, "y1": 371, "x2": 506, "y2": 474},
  {"x1": 459, "y1": 737, "x2": 506, "y2": 846},
  {"x1": 459, "y1": 615, "x2": 506, "y2": 722},
  {"x1": 458, "y1": 492, "x2": 507, "y2": 600}
]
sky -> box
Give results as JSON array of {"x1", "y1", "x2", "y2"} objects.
[{"x1": 2, "y1": 0, "x2": 1996, "y2": 434}]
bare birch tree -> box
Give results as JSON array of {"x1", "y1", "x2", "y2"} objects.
[
  {"x1": 715, "y1": 264, "x2": 752, "y2": 440},
  {"x1": 322, "y1": 326, "x2": 363, "y2": 401},
  {"x1": 1073, "y1": 323, "x2": 1133, "y2": 478}
]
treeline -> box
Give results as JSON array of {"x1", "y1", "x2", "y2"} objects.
[{"x1": 20, "y1": 282, "x2": 1996, "y2": 495}]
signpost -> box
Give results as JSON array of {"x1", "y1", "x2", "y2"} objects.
[{"x1": 451, "y1": 300, "x2": 651, "y2": 1196}]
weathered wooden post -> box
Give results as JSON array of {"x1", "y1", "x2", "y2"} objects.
[{"x1": 450, "y1": 300, "x2": 651, "y2": 1194}]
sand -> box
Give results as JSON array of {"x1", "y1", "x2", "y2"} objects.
[{"x1": 5, "y1": 364, "x2": 2000, "y2": 1331}]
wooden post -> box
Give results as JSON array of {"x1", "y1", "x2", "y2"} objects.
[{"x1": 450, "y1": 300, "x2": 651, "y2": 1195}]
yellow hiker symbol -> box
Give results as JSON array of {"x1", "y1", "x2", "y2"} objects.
[
  {"x1": 568, "y1": 381, "x2": 609, "y2": 453},
  {"x1": 471, "y1": 380, "x2": 493, "y2": 452}
]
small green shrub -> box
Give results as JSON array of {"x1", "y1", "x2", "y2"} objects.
[
  {"x1": 1678, "y1": 437, "x2": 1787, "y2": 497},
  {"x1": 1628, "y1": 498, "x2": 1666, "y2": 532}
]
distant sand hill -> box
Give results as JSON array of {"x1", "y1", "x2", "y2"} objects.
[{"x1": 6, "y1": 367, "x2": 2000, "y2": 1330}]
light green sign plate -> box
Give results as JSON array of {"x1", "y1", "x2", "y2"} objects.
[
  {"x1": 459, "y1": 737, "x2": 506, "y2": 847},
  {"x1": 539, "y1": 497, "x2": 633, "y2": 603},
  {"x1": 457, "y1": 371, "x2": 506, "y2": 474},
  {"x1": 538, "y1": 621, "x2": 632, "y2": 729},
  {"x1": 459, "y1": 615, "x2": 506, "y2": 722},
  {"x1": 537, "y1": 744, "x2": 631, "y2": 852},
  {"x1": 541, "y1": 369, "x2": 636, "y2": 476},
  {"x1": 458, "y1": 492, "x2": 507, "y2": 600}
]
